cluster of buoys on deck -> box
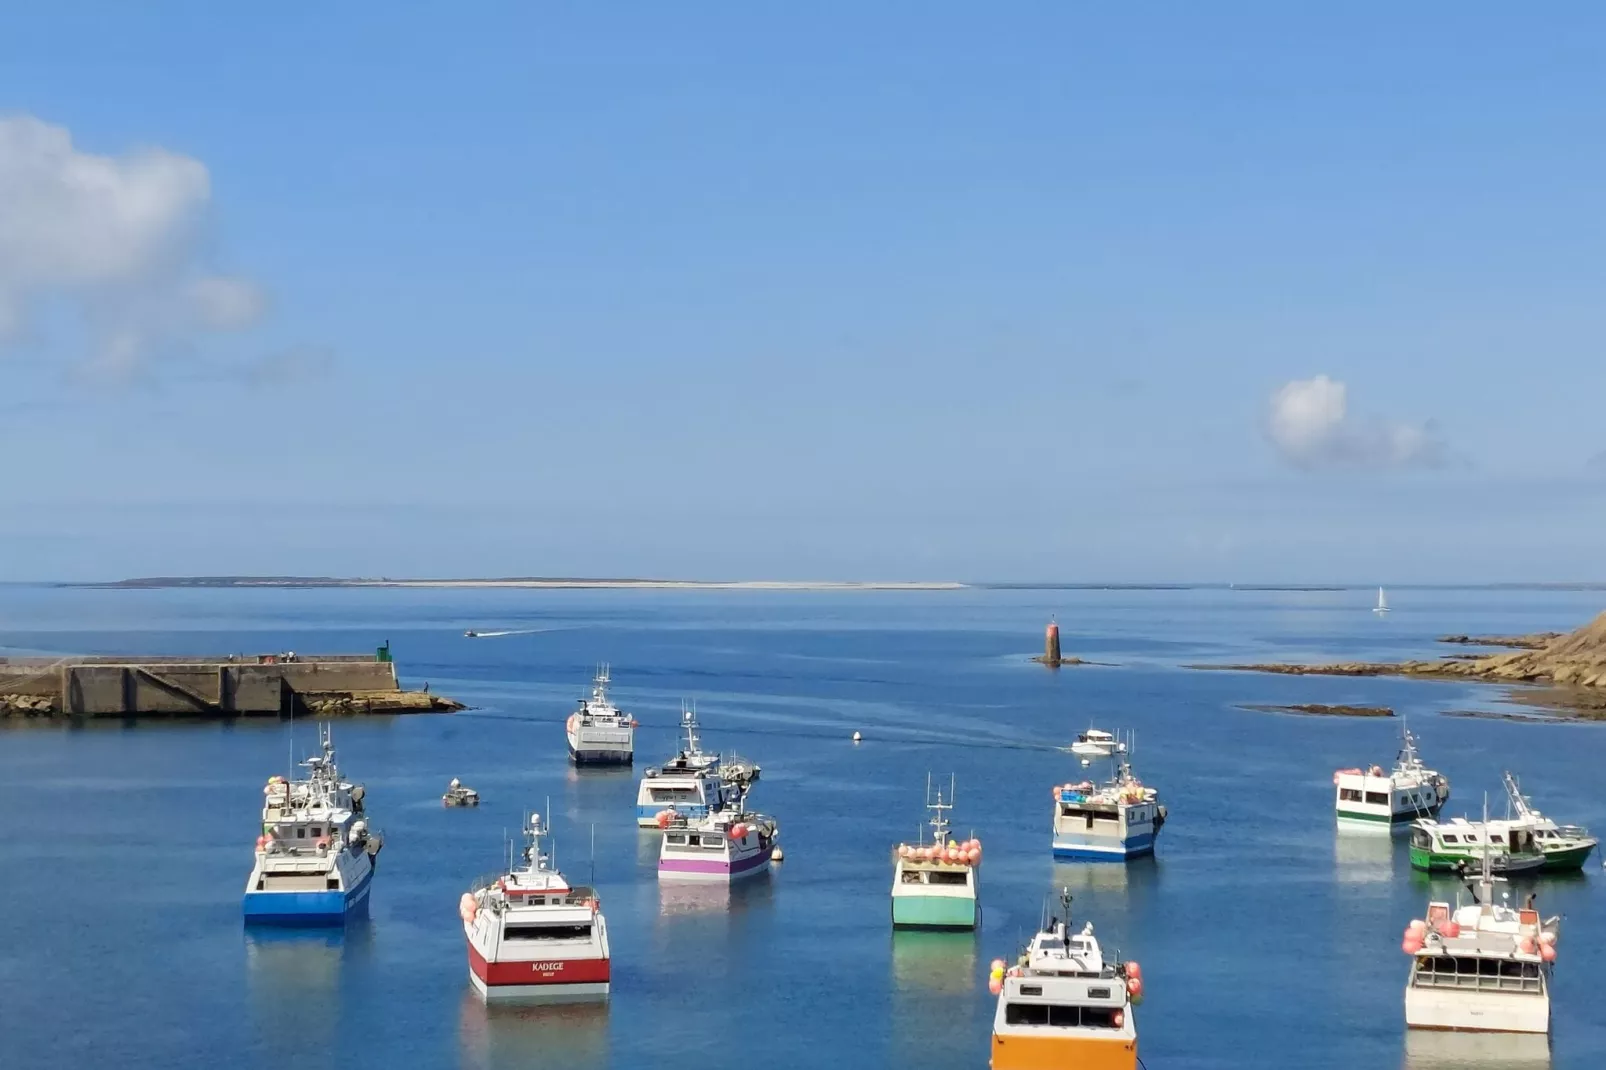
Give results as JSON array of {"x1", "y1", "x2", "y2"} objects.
[
  {"x1": 987, "y1": 958, "x2": 1015, "y2": 995},
  {"x1": 1397, "y1": 915, "x2": 1555, "y2": 959},
  {"x1": 262, "y1": 775, "x2": 288, "y2": 799},
  {"x1": 897, "y1": 838, "x2": 982, "y2": 865},
  {"x1": 1123, "y1": 960, "x2": 1144, "y2": 1004},
  {"x1": 1332, "y1": 768, "x2": 1364, "y2": 784},
  {"x1": 1053, "y1": 781, "x2": 1095, "y2": 800},
  {"x1": 254, "y1": 833, "x2": 274, "y2": 852},
  {"x1": 458, "y1": 892, "x2": 478, "y2": 923},
  {"x1": 653, "y1": 808, "x2": 681, "y2": 829}
]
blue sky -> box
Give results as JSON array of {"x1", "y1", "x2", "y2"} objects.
[{"x1": 1, "y1": 4, "x2": 1603, "y2": 583}]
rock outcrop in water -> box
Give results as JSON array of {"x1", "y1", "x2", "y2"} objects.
[
  {"x1": 1193, "y1": 610, "x2": 1606, "y2": 715},
  {"x1": 1437, "y1": 632, "x2": 1562, "y2": 650}
]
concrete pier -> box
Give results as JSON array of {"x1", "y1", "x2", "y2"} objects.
[{"x1": 0, "y1": 650, "x2": 460, "y2": 718}]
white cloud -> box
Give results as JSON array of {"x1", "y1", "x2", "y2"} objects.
[
  {"x1": 0, "y1": 113, "x2": 266, "y2": 375},
  {"x1": 1266, "y1": 375, "x2": 1443, "y2": 469}
]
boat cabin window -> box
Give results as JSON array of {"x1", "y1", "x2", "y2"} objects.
[
  {"x1": 1411, "y1": 829, "x2": 1431, "y2": 848},
  {"x1": 666, "y1": 834, "x2": 687, "y2": 846},
  {"x1": 900, "y1": 870, "x2": 924, "y2": 884},
  {"x1": 296, "y1": 828, "x2": 307, "y2": 839},
  {"x1": 1339, "y1": 788, "x2": 1363, "y2": 802},
  {"x1": 504, "y1": 923, "x2": 592, "y2": 941},
  {"x1": 701, "y1": 836, "x2": 724, "y2": 850},
  {"x1": 1019, "y1": 985, "x2": 1043, "y2": 996},
  {"x1": 1087, "y1": 986, "x2": 1111, "y2": 999},
  {"x1": 1004, "y1": 1004, "x2": 1121, "y2": 1029},
  {"x1": 1441, "y1": 834, "x2": 1459, "y2": 844},
  {"x1": 1364, "y1": 791, "x2": 1389, "y2": 805},
  {"x1": 928, "y1": 870, "x2": 969, "y2": 886}
]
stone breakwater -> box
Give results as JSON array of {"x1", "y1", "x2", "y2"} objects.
[{"x1": 0, "y1": 652, "x2": 462, "y2": 719}]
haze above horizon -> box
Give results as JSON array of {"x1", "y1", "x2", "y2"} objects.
[{"x1": 3, "y1": 5, "x2": 1603, "y2": 584}]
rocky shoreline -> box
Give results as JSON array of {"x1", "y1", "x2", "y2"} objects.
[
  {"x1": 1239, "y1": 703, "x2": 1393, "y2": 718},
  {"x1": 1192, "y1": 611, "x2": 1606, "y2": 719}
]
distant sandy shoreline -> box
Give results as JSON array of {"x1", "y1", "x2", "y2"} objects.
[{"x1": 83, "y1": 578, "x2": 969, "y2": 591}]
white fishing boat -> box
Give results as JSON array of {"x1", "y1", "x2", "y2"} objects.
[
  {"x1": 244, "y1": 725, "x2": 383, "y2": 925},
  {"x1": 462, "y1": 811, "x2": 610, "y2": 1001},
  {"x1": 443, "y1": 778, "x2": 481, "y2": 807},
  {"x1": 989, "y1": 890, "x2": 1141, "y2": 1070},
  {"x1": 1502, "y1": 771, "x2": 1597, "y2": 871},
  {"x1": 1374, "y1": 587, "x2": 1390, "y2": 614},
  {"x1": 1333, "y1": 726, "x2": 1450, "y2": 828},
  {"x1": 1403, "y1": 809, "x2": 1560, "y2": 1035},
  {"x1": 656, "y1": 767, "x2": 776, "y2": 882},
  {"x1": 1051, "y1": 740, "x2": 1165, "y2": 861},
  {"x1": 633, "y1": 704, "x2": 730, "y2": 826},
  {"x1": 1410, "y1": 817, "x2": 1546, "y2": 875},
  {"x1": 565, "y1": 666, "x2": 636, "y2": 766},
  {"x1": 890, "y1": 774, "x2": 981, "y2": 931},
  {"x1": 1070, "y1": 729, "x2": 1126, "y2": 759}
]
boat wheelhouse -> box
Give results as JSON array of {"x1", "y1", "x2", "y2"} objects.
[
  {"x1": 1333, "y1": 726, "x2": 1449, "y2": 827},
  {"x1": 891, "y1": 774, "x2": 981, "y2": 931},
  {"x1": 462, "y1": 811, "x2": 610, "y2": 1001},
  {"x1": 1503, "y1": 771, "x2": 1596, "y2": 871},
  {"x1": 656, "y1": 767, "x2": 776, "y2": 882},
  {"x1": 990, "y1": 890, "x2": 1141, "y2": 1070},
  {"x1": 243, "y1": 725, "x2": 382, "y2": 925},
  {"x1": 1051, "y1": 745, "x2": 1165, "y2": 862},
  {"x1": 1070, "y1": 729, "x2": 1125, "y2": 759},
  {"x1": 634, "y1": 705, "x2": 731, "y2": 826},
  {"x1": 1403, "y1": 825, "x2": 1559, "y2": 1034},
  {"x1": 565, "y1": 666, "x2": 636, "y2": 766},
  {"x1": 1410, "y1": 817, "x2": 1544, "y2": 875}
]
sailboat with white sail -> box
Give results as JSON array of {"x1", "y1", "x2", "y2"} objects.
[{"x1": 1374, "y1": 587, "x2": 1390, "y2": 615}]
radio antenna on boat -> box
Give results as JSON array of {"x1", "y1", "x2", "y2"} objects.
[{"x1": 589, "y1": 822, "x2": 596, "y2": 886}]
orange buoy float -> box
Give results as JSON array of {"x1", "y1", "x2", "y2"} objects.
[
  {"x1": 1540, "y1": 942, "x2": 1557, "y2": 962},
  {"x1": 1125, "y1": 961, "x2": 1141, "y2": 980},
  {"x1": 987, "y1": 977, "x2": 1003, "y2": 995}
]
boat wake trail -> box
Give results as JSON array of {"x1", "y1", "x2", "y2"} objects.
[{"x1": 463, "y1": 628, "x2": 554, "y2": 638}]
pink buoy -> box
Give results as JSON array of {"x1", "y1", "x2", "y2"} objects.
[
  {"x1": 1402, "y1": 937, "x2": 1423, "y2": 955},
  {"x1": 1408, "y1": 919, "x2": 1427, "y2": 936},
  {"x1": 1539, "y1": 931, "x2": 1557, "y2": 946},
  {"x1": 990, "y1": 958, "x2": 1005, "y2": 972},
  {"x1": 967, "y1": 847, "x2": 981, "y2": 864},
  {"x1": 1125, "y1": 961, "x2": 1141, "y2": 980},
  {"x1": 1519, "y1": 936, "x2": 1536, "y2": 955},
  {"x1": 1441, "y1": 920, "x2": 1460, "y2": 938},
  {"x1": 987, "y1": 977, "x2": 1003, "y2": 995},
  {"x1": 1112, "y1": 1011, "x2": 1124, "y2": 1028},
  {"x1": 1540, "y1": 943, "x2": 1557, "y2": 962}
]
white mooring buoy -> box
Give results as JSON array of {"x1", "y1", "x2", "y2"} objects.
[{"x1": 771, "y1": 846, "x2": 785, "y2": 862}]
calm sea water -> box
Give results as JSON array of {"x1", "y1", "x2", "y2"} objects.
[{"x1": 2, "y1": 585, "x2": 1605, "y2": 1070}]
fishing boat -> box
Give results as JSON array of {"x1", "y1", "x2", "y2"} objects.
[
  {"x1": 565, "y1": 666, "x2": 636, "y2": 766},
  {"x1": 1409, "y1": 816, "x2": 1545, "y2": 875},
  {"x1": 443, "y1": 778, "x2": 481, "y2": 807},
  {"x1": 464, "y1": 630, "x2": 479, "y2": 638},
  {"x1": 243, "y1": 725, "x2": 383, "y2": 925},
  {"x1": 461, "y1": 811, "x2": 610, "y2": 1001},
  {"x1": 1070, "y1": 729, "x2": 1126, "y2": 759},
  {"x1": 633, "y1": 704, "x2": 733, "y2": 826},
  {"x1": 1402, "y1": 810, "x2": 1559, "y2": 1034},
  {"x1": 1503, "y1": 771, "x2": 1597, "y2": 871},
  {"x1": 1051, "y1": 743, "x2": 1165, "y2": 862},
  {"x1": 989, "y1": 890, "x2": 1141, "y2": 1070},
  {"x1": 1374, "y1": 587, "x2": 1390, "y2": 614},
  {"x1": 890, "y1": 774, "x2": 981, "y2": 931},
  {"x1": 655, "y1": 766, "x2": 776, "y2": 882},
  {"x1": 1333, "y1": 726, "x2": 1450, "y2": 828}
]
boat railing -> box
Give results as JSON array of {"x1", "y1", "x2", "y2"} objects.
[{"x1": 1411, "y1": 959, "x2": 1544, "y2": 994}]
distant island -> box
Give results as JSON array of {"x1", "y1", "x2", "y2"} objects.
[{"x1": 74, "y1": 576, "x2": 967, "y2": 591}]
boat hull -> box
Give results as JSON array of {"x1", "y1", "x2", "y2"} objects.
[
  {"x1": 568, "y1": 744, "x2": 633, "y2": 766},
  {"x1": 990, "y1": 1033, "x2": 1137, "y2": 1070},
  {"x1": 891, "y1": 892, "x2": 978, "y2": 931},
  {"x1": 1408, "y1": 847, "x2": 1544, "y2": 874},
  {"x1": 1538, "y1": 842, "x2": 1596, "y2": 871},
  {"x1": 467, "y1": 943, "x2": 610, "y2": 1003},
  {"x1": 1405, "y1": 983, "x2": 1549, "y2": 1034},
  {"x1": 1336, "y1": 802, "x2": 1443, "y2": 826},
  {"x1": 1051, "y1": 831, "x2": 1155, "y2": 862},
  {"x1": 242, "y1": 867, "x2": 373, "y2": 926},
  {"x1": 658, "y1": 846, "x2": 772, "y2": 882}
]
